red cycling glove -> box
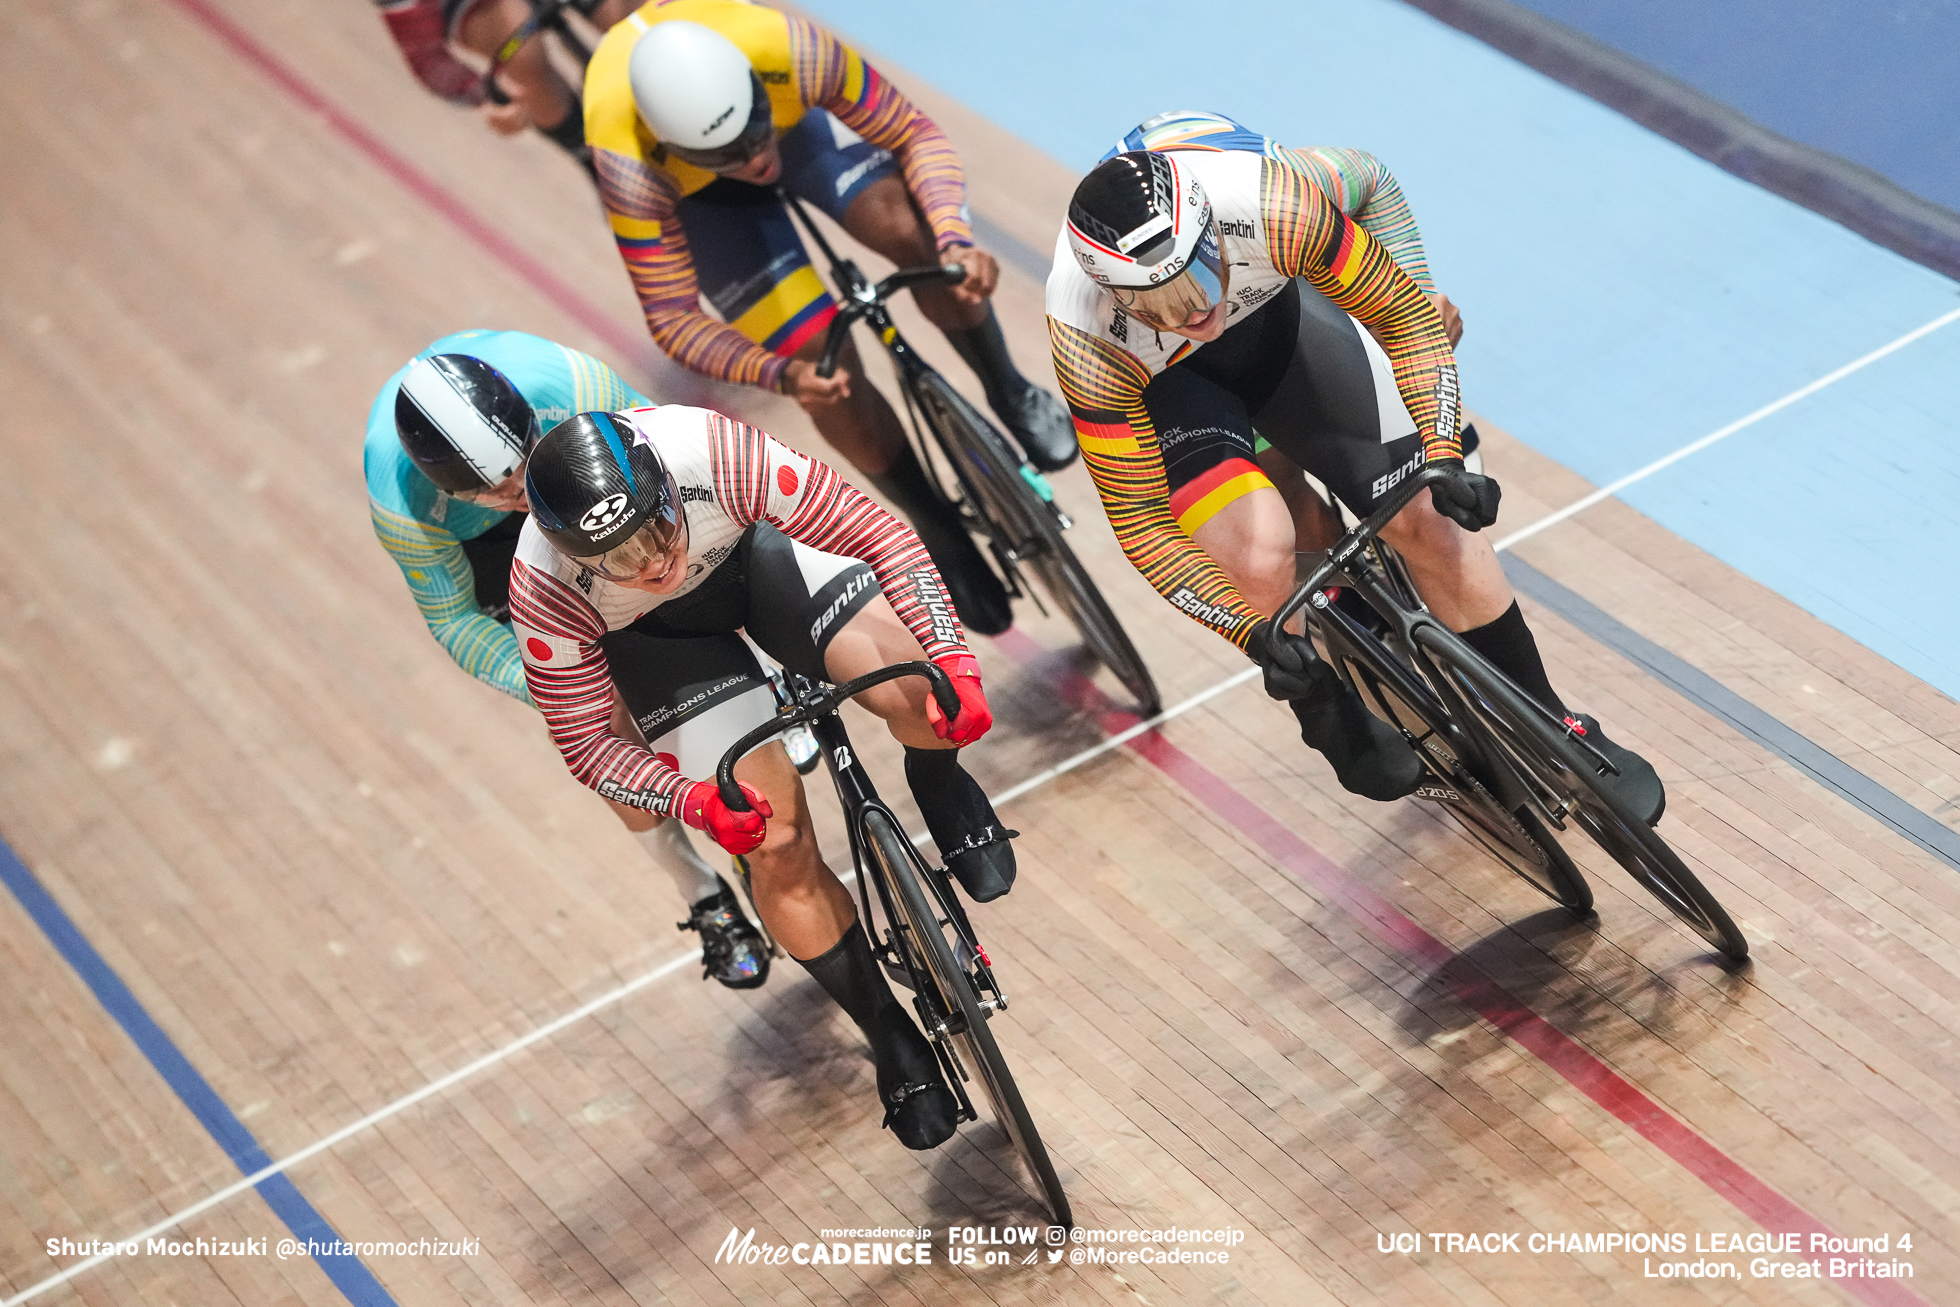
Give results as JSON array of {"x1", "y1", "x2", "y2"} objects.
[
  {"x1": 923, "y1": 653, "x2": 992, "y2": 746},
  {"x1": 677, "y1": 779, "x2": 774, "y2": 856}
]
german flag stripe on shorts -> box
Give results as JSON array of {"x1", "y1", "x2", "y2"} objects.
[{"x1": 1169, "y1": 458, "x2": 1272, "y2": 536}]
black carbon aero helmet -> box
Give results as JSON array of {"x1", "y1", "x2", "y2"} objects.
[
  {"x1": 1065, "y1": 150, "x2": 1227, "y2": 328},
  {"x1": 525, "y1": 412, "x2": 685, "y2": 579},
  {"x1": 394, "y1": 353, "x2": 540, "y2": 495}
]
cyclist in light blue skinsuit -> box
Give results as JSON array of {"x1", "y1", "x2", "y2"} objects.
[{"x1": 364, "y1": 328, "x2": 772, "y2": 988}]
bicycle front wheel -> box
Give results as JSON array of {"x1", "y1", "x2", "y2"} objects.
[
  {"x1": 1317, "y1": 610, "x2": 1592, "y2": 913},
  {"x1": 861, "y1": 809, "x2": 1072, "y2": 1225},
  {"x1": 912, "y1": 373, "x2": 1160, "y2": 717},
  {"x1": 1415, "y1": 628, "x2": 1749, "y2": 961}
]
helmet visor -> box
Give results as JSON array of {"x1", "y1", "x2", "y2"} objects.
[
  {"x1": 1112, "y1": 221, "x2": 1228, "y2": 330},
  {"x1": 662, "y1": 74, "x2": 775, "y2": 172},
  {"x1": 574, "y1": 474, "x2": 686, "y2": 581}
]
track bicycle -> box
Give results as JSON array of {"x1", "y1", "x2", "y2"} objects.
[
  {"x1": 712, "y1": 662, "x2": 1073, "y2": 1224},
  {"x1": 782, "y1": 194, "x2": 1162, "y2": 717},
  {"x1": 1275, "y1": 465, "x2": 1749, "y2": 962}
]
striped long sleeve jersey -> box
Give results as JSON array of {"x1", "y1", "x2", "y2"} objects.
[
  {"x1": 508, "y1": 405, "x2": 968, "y2": 814},
  {"x1": 1045, "y1": 113, "x2": 1460, "y2": 651},
  {"x1": 582, "y1": 0, "x2": 973, "y2": 391},
  {"x1": 365, "y1": 330, "x2": 649, "y2": 702}
]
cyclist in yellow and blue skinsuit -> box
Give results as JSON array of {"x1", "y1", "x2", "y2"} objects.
[
  {"x1": 364, "y1": 328, "x2": 772, "y2": 988},
  {"x1": 579, "y1": 0, "x2": 1079, "y2": 635}
]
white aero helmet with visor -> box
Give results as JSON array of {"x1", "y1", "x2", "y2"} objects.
[
  {"x1": 1065, "y1": 150, "x2": 1227, "y2": 330},
  {"x1": 628, "y1": 20, "x2": 776, "y2": 172}
]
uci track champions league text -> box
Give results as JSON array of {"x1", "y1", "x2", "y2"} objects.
[{"x1": 1376, "y1": 1226, "x2": 1919, "y2": 1285}]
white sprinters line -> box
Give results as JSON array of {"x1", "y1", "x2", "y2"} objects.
[
  {"x1": 8, "y1": 664, "x2": 1260, "y2": 1306},
  {"x1": 28, "y1": 305, "x2": 1949, "y2": 1305},
  {"x1": 1494, "y1": 304, "x2": 1960, "y2": 552}
]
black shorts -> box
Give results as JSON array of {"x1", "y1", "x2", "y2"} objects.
[
  {"x1": 1143, "y1": 279, "x2": 1427, "y2": 531},
  {"x1": 598, "y1": 524, "x2": 882, "y2": 774}
]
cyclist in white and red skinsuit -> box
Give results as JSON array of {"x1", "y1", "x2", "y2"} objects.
[{"x1": 510, "y1": 403, "x2": 1013, "y2": 1150}]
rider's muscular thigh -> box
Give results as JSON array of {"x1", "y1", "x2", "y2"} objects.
[
  {"x1": 1378, "y1": 493, "x2": 1512, "y2": 631},
  {"x1": 1192, "y1": 486, "x2": 1298, "y2": 618},
  {"x1": 842, "y1": 176, "x2": 984, "y2": 332},
  {"x1": 737, "y1": 744, "x2": 857, "y2": 957}
]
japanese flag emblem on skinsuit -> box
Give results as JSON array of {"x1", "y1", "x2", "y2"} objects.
[{"x1": 514, "y1": 624, "x2": 581, "y2": 668}]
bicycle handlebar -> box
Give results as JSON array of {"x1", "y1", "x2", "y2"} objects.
[
  {"x1": 1272, "y1": 464, "x2": 1453, "y2": 632},
  {"x1": 813, "y1": 264, "x2": 969, "y2": 378},
  {"x1": 713, "y1": 660, "x2": 959, "y2": 811}
]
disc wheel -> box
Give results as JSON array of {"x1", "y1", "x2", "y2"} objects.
[
  {"x1": 913, "y1": 373, "x2": 1160, "y2": 717},
  {"x1": 862, "y1": 810, "x2": 1072, "y2": 1225}
]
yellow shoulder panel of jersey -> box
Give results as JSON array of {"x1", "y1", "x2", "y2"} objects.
[{"x1": 585, "y1": 0, "x2": 803, "y2": 197}]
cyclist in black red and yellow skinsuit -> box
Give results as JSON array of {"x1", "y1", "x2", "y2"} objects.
[
  {"x1": 1048, "y1": 111, "x2": 1664, "y2": 822},
  {"x1": 579, "y1": 0, "x2": 1079, "y2": 636}
]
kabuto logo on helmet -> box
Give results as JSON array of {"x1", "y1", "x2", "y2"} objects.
[{"x1": 579, "y1": 493, "x2": 631, "y2": 535}]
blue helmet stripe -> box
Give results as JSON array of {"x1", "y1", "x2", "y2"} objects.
[{"x1": 596, "y1": 412, "x2": 637, "y2": 495}]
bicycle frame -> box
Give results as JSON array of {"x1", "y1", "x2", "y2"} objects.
[
  {"x1": 1275, "y1": 466, "x2": 1616, "y2": 828},
  {"x1": 710, "y1": 664, "x2": 1006, "y2": 1093}
]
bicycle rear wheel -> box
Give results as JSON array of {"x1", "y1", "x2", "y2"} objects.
[
  {"x1": 1416, "y1": 628, "x2": 1749, "y2": 961},
  {"x1": 861, "y1": 809, "x2": 1072, "y2": 1225},
  {"x1": 912, "y1": 373, "x2": 1160, "y2": 717}
]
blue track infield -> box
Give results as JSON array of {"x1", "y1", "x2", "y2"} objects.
[{"x1": 803, "y1": 0, "x2": 1960, "y2": 701}]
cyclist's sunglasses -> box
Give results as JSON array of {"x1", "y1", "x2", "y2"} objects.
[
  {"x1": 1110, "y1": 219, "x2": 1229, "y2": 331},
  {"x1": 662, "y1": 74, "x2": 776, "y2": 173},
  {"x1": 575, "y1": 474, "x2": 686, "y2": 581}
]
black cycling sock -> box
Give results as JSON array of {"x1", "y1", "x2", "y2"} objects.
[
  {"x1": 796, "y1": 918, "x2": 902, "y2": 1035},
  {"x1": 944, "y1": 307, "x2": 1029, "y2": 414},
  {"x1": 1458, "y1": 601, "x2": 1563, "y2": 714},
  {"x1": 536, "y1": 99, "x2": 588, "y2": 157},
  {"x1": 903, "y1": 747, "x2": 995, "y2": 839}
]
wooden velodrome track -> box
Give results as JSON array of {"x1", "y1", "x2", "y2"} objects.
[{"x1": 4, "y1": 1, "x2": 1959, "y2": 1303}]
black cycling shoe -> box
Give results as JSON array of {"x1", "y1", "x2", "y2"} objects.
[
  {"x1": 677, "y1": 879, "x2": 770, "y2": 989},
  {"x1": 874, "y1": 1005, "x2": 958, "y2": 1149},
  {"x1": 918, "y1": 527, "x2": 1012, "y2": 637},
  {"x1": 1294, "y1": 683, "x2": 1425, "y2": 802},
  {"x1": 907, "y1": 751, "x2": 1018, "y2": 902},
  {"x1": 1566, "y1": 714, "x2": 1665, "y2": 826},
  {"x1": 995, "y1": 385, "x2": 1079, "y2": 472},
  {"x1": 938, "y1": 825, "x2": 1018, "y2": 903}
]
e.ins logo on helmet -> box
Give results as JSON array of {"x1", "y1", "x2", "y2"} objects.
[{"x1": 579, "y1": 492, "x2": 631, "y2": 535}]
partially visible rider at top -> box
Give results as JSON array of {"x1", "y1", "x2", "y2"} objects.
[
  {"x1": 374, "y1": 0, "x2": 635, "y2": 168},
  {"x1": 576, "y1": 0, "x2": 1080, "y2": 636},
  {"x1": 1046, "y1": 111, "x2": 1663, "y2": 824},
  {"x1": 365, "y1": 329, "x2": 773, "y2": 988}
]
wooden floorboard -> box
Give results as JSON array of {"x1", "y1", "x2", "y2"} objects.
[{"x1": 3, "y1": 0, "x2": 1957, "y2": 1303}]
